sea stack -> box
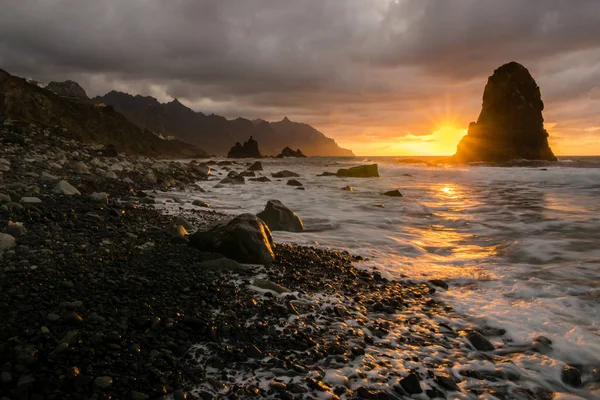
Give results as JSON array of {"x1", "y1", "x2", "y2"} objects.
[
  {"x1": 453, "y1": 62, "x2": 557, "y2": 163},
  {"x1": 227, "y1": 136, "x2": 262, "y2": 158}
]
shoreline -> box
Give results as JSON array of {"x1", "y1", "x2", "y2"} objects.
[{"x1": 0, "y1": 123, "x2": 569, "y2": 399}]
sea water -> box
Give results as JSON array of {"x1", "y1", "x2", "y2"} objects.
[{"x1": 166, "y1": 156, "x2": 600, "y2": 398}]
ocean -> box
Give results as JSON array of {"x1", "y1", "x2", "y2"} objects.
[{"x1": 160, "y1": 156, "x2": 600, "y2": 398}]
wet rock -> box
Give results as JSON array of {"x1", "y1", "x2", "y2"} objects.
[
  {"x1": 383, "y1": 189, "x2": 402, "y2": 197},
  {"x1": 40, "y1": 171, "x2": 59, "y2": 181},
  {"x1": 342, "y1": 186, "x2": 353, "y2": 191},
  {"x1": 189, "y1": 213, "x2": 275, "y2": 264},
  {"x1": 0, "y1": 193, "x2": 11, "y2": 203},
  {"x1": 164, "y1": 224, "x2": 188, "y2": 237},
  {"x1": 143, "y1": 173, "x2": 157, "y2": 184},
  {"x1": 53, "y1": 180, "x2": 81, "y2": 195},
  {"x1": 0, "y1": 233, "x2": 16, "y2": 251},
  {"x1": 429, "y1": 279, "x2": 449, "y2": 290},
  {"x1": 249, "y1": 176, "x2": 271, "y2": 182},
  {"x1": 453, "y1": 62, "x2": 556, "y2": 163},
  {"x1": 192, "y1": 200, "x2": 210, "y2": 207},
  {"x1": 466, "y1": 330, "x2": 495, "y2": 351},
  {"x1": 400, "y1": 373, "x2": 422, "y2": 394},
  {"x1": 248, "y1": 161, "x2": 263, "y2": 171},
  {"x1": 257, "y1": 199, "x2": 304, "y2": 232},
  {"x1": 561, "y1": 365, "x2": 581, "y2": 387},
  {"x1": 220, "y1": 171, "x2": 245, "y2": 184},
  {"x1": 245, "y1": 344, "x2": 263, "y2": 358},
  {"x1": 317, "y1": 172, "x2": 337, "y2": 177},
  {"x1": 336, "y1": 164, "x2": 379, "y2": 178},
  {"x1": 434, "y1": 375, "x2": 460, "y2": 391},
  {"x1": 287, "y1": 179, "x2": 303, "y2": 187},
  {"x1": 252, "y1": 279, "x2": 290, "y2": 294},
  {"x1": 172, "y1": 216, "x2": 194, "y2": 231},
  {"x1": 105, "y1": 170, "x2": 118, "y2": 179},
  {"x1": 272, "y1": 170, "x2": 300, "y2": 178}
]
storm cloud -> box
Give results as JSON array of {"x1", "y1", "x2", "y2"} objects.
[{"x1": 1, "y1": 0, "x2": 599, "y2": 154}]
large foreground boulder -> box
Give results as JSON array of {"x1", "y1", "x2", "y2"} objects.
[
  {"x1": 257, "y1": 200, "x2": 304, "y2": 232},
  {"x1": 453, "y1": 62, "x2": 557, "y2": 163},
  {"x1": 336, "y1": 164, "x2": 379, "y2": 178},
  {"x1": 227, "y1": 136, "x2": 262, "y2": 158},
  {"x1": 189, "y1": 214, "x2": 275, "y2": 264},
  {"x1": 277, "y1": 147, "x2": 307, "y2": 158}
]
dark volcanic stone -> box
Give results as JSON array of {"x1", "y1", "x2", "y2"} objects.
[
  {"x1": 286, "y1": 179, "x2": 303, "y2": 187},
  {"x1": 256, "y1": 200, "x2": 304, "y2": 232},
  {"x1": 336, "y1": 164, "x2": 379, "y2": 178},
  {"x1": 248, "y1": 161, "x2": 263, "y2": 171},
  {"x1": 189, "y1": 213, "x2": 275, "y2": 264},
  {"x1": 466, "y1": 330, "x2": 495, "y2": 351},
  {"x1": 561, "y1": 365, "x2": 582, "y2": 387},
  {"x1": 227, "y1": 136, "x2": 262, "y2": 158},
  {"x1": 428, "y1": 279, "x2": 449, "y2": 290},
  {"x1": 277, "y1": 147, "x2": 307, "y2": 158},
  {"x1": 272, "y1": 170, "x2": 300, "y2": 178},
  {"x1": 383, "y1": 189, "x2": 402, "y2": 197},
  {"x1": 400, "y1": 373, "x2": 422, "y2": 394},
  {"x1": 453, "y1": 62, "x2": 557, "y2": 163}
]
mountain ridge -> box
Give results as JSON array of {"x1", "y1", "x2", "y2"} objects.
[{"x1": 93, "y1": 91, "x2": 354, "y2": 157}]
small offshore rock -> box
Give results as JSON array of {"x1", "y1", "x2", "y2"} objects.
[
  {"x1": 336, "y1": 164, "x2": 379, "y2": 178},
  {"x1": 342, "y1": 186, "x2": 353, "y2": 191},
  {"x1": 192, "y1": 200, "x2": 210, "y2": 207},
  {"x1": 248, "y1": 161, "x2": 263, "y2": 171},
  {"x1": 287, "y1": 179, "x2": 303, "y2": 186},
  {"x1": 272, "y1": 170, "x2": 300, "y2": 178},
  {"x1": 429, "y1": 279, "x2": 449, "y2": 290},
  {"x1": 383, "y1": 189, "x2": 403, "y2": 197}
]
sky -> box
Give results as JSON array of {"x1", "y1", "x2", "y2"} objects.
[{"x1": 1, "y1": 0, "x2": 599, "y2": 156}]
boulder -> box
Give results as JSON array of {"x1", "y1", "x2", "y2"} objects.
[
  {"x1": 383, "y1": 189, "x2": 403, "y2": 197},
  {"x1": 336, "y1": 164, "x2": 379, "y2": 178},
  {"x1": 172, "y1": 216, "x2": 194, "y2": 231},
  {"x1": 272, "y1": 170, "x2": 300, "y2": 178},
  {"x1": 466, "y1": 330, "x2": 495, "y2": 351},
  {"x1": 276, "y1": 147, "x2": 307, "y2": 158},
  {"x1": 248, "y1": 161, "x2": 263, "y2": 171},
  {"x1": 287, "y1": 179, "x2": 303, "y2": 187},
  {"x1": 342, "y1": 186, "x2": 353, "y2": 191},
  {"x1": 220, "y1": 171, "x2": 245, "y2": 184},
  {"x1": 227, "y1": 136, "x2": 262, "y2": 158},
  {"x1": 257, "y1": 200, "x2": 304, "y2": 232},
  {"x1": 189, "y1": 214, "x2": 275, "y2": 264},
  {"x1": 0, "y1": 233, "x2": 16, "y2": 251},
  {"x1": 561, "y1": 365, "x2": 582, "y2": 387},
  {"x1": 453, "y1": 62, "x2": 557, "y2": 163},
  {"x1": 53, "y1": 180, "x2": 81, "y2": 196}
]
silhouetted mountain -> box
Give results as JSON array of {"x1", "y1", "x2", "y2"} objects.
[
  {"x1": 93, "y1": 91, "x2": 355, "y2": 156},
  {"x1": 0, "y1": 68, "x2": 204, "y2": 156},
  {"x1": 453, "y1": 62, "x2": 556, "y2": 163}
]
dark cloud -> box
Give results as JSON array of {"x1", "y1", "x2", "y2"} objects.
[{"x1": 0, "y1": 0, "x2": 599, "y2": 154}]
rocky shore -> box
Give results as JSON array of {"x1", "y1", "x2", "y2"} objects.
[{"x1": 0, "y1": 121, "x2": 565, "y2": 400}]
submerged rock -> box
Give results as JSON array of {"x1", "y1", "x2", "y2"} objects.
[
  {"x1": 189, "y1": 214, "x2": 275, "y2": 264},
  {"x1": 257, "y1": 200, "x2": 304, "y2": 232},
  {"x1": 220, "y1": 171, "x2": 245, "y2": 184},
  {"x1": 287, "y1": 179, "x2": 303, "y2": 187},
  {"x1": 249, "y1": 176, "x2": 271, "y2": 183},
  {"x1": 227, "y1": 136, "x2": 262, "y2": 158},
  {"x1": 453, "y1": 62, "x2": 557, "y2": 163},
  {"x1": 336, "y1": 164, "x2": 379, "y2": 178}
]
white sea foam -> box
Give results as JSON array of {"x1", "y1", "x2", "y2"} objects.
[{"x1": 163, "y1": 156, "x2": 600, "y2": 397}]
